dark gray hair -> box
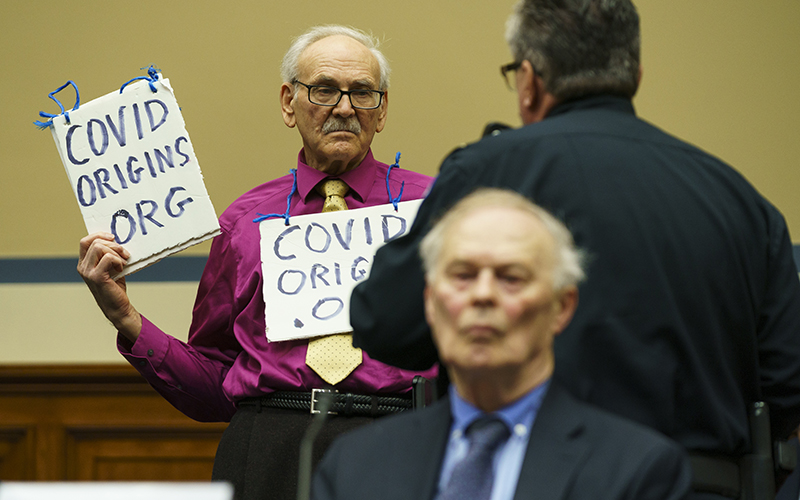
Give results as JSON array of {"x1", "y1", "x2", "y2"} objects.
[
  {"x1": 281, "y1": 25, "x2": 391, "y2": 90},
  {"x1": 420, "y1": 188, "x2": 586, "y2": 291},
  {"x1": 505, "y1": 0, "x2": 640, "y2": 101}
]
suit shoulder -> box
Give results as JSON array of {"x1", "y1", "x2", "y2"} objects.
[
  {"x1": 562, "y1": 397, "x2": 693, "y2": 499},
  {"x1": 575, "y1": 397, "x2": 682, "y2": 454},
  {"x1": 337, "y1": 407, "x2": 430, "y2": 443},
  {"x1": 438, "y1": 124, "x2": 550, "y2": 169},
  {"x1": 547, "y1": 385, "x2": 680, "y2": 452},
  {"x1": 331, "y1": 399, "x2": 450, "y2": 452}
]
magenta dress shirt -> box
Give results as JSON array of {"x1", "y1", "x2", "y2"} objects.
[{"x1": 118, "y1": 149, "x2": 438, "y2": 422}]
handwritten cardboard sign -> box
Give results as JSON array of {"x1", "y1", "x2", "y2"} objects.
[
  {"x1": 259, "y1": 199, "x2": 422, "y2": 342},
  {"x1": 47, "y1": 76, "x2": 220, "y2": 277}
]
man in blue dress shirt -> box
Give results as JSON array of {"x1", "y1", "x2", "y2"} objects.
[{"x1": 312, "y1": 188, "x2": 691, "y2": 500}]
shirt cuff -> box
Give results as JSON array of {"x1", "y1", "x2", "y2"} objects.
[{"x1": 117, "y1": 315, "x2": 169, "y2": 370}]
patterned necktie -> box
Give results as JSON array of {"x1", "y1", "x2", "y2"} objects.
[
  {"x1": 439, "y1": 416, "x2": 511, "y2": 500},
  {"x1": 305, "y1": 179, "x2": 363, "y2": 385}
]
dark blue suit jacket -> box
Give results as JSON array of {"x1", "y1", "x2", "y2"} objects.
[{"x1": 312, "y1": 382, "x2": 692, "y2": 500}]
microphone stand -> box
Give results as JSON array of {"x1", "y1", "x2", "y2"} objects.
[{"x1": 297, "y1": 391, "x2": 333, "y2": 500}]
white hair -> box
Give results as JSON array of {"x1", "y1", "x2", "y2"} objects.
[
  {"x1": 280, "y1": 25, "x2": 391, "y2": 90},
  {"x1": 420, "y1": 188, "x2": 586, "y2": 291}
]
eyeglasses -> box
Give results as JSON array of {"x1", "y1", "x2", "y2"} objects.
[
  {"x1": 293, "y1": 80, "x2": 385, "y2": 110},
  {"x1": 500, "y1": 61, "x2": 523, "y2": 90}
]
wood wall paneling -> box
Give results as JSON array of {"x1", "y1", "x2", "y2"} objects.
[
  {"x1": 0, "y1": 427, "x2": 34, "y2": 479},
  {"x1": 0, "y1": 365, "x2": 227, "y2": 481}
]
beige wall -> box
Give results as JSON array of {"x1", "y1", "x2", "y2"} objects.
[{"x1": 2, "y1": 1, "x2": 799, "y2": 363}]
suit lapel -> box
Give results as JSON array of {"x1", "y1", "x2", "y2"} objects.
[
  {"x1": 512, "y1": 383, "x2": 589, "y2": 500},
  {"x1": 405, "y1": 397, "x2": 453, "y2": 500}
]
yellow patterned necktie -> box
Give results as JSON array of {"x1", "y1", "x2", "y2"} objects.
[
  {"x1": 316, "y1": 178, "x2": 349, "y2": 212},
  {"x1": 305, "y1": 179, "x2": 363, "y2": 385}
]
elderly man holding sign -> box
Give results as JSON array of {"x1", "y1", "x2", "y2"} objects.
[{"x1": 77, "y1": 25, "x2": 436, "y2": 500}]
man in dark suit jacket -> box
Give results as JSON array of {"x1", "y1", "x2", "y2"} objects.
[
  {"x1": 314, "y1": 385, "x2": 691, "y2": 500},
  {"x1": 349, "y1": 1, "x2": 800, "y2": 497},
  {"x1": 313, "y1": 189, "x2": 691, "y2": 500}
]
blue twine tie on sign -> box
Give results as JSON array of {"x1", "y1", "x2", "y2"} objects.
[
  {"x1": 120, "y1": 65, "x2": 161, "y2": 94},
  {"x1": 252, "y1": 153, "x2": 403, "y2": 225},
  {"x1": 33, "y1": 80, "x2": 80, "y2": 129},
  {"x1": 253, "y1": 169, "x2": 298, "y2": 226},
  {"x1": 386, "y1": 151, "x2": 405, "y2": 211}
]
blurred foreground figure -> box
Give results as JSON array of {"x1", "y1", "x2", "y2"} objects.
[{"x1": 315, "y1": 188, "x2": 691, "y2": 500}]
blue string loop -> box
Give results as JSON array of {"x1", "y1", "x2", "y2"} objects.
[
  {"x1": 386, "y1": 151, "x2": 405, "y2": 211},
  {"x1": 33, "y1": 80, "x2": 80, "y2": 129},
  {"x1": 253, "y1": 154, "x2": 402, "y2": 225},
  {"x1": 120, "y1": 65, "x2": 161, "y2": 94},
  {"x1": 253, "y1": 169, "x2": 298, "y2": 226}
]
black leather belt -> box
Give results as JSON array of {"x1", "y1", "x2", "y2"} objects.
[{"x1": 239, "y1": 389, "x2": 412, "y2": 417}]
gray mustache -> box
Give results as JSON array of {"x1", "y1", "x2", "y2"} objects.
[{"x1": 322, "y1": 116, "x2": 361, "y2": 135}]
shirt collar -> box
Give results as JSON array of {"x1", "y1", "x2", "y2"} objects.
[
  {"x1": 295, "y1": 148, "x2": 379, "y2": 204},
  {"x1": 546, "y1": 94, "x2": 635, "y2": 119},
  {"x1": 449, "y1": 379, "x2": 551, "y2": 434}
]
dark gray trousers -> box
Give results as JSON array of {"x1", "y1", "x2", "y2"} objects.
[{"x1": 212, "y1": 405, "x2": 375, "y2": 500}]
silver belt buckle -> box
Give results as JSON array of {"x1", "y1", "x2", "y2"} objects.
[{"x1": 311, "y1": 388, "x2": 338, "y2": 415}]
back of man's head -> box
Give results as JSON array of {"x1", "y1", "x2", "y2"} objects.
[{"x1": 505, "y1": 0, "x2": 640, "y2": 101}]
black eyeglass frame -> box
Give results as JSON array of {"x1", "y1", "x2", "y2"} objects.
[
  {"x1": 500, "y1": 61, "x2": 524, "y2": 90},
  {"x1": 293, "y1": 80, "x2": 386, "y2": 110},
  {"x1": 500, "y1": 60, "x2": 543, "y2": 91}
]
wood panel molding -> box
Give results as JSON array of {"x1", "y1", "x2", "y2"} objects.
[
  {"x1": 0, "y1": 364, "x2": 227, "y2": 481},
  {"x1": 0, "y1": 364, "x2": 162, "y2": 393},
  {"x1": 0, "y1": 427, "x2": 34, "y2": 480}
]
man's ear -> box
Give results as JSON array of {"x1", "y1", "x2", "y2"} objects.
[
  {"x1": 280, "y1": 83, "x2": 297, "y2": 128},
  {"x1": 375, "y1": 90, "x2": 388, "y2": 133},
  {"x1": 552, "y1": 286, "x2": 579, "y2": 336},
  {"x1": 423, "y1": 283, "x2": 435, "y2": 327},
  {"x1": 518, "y1": 60, "x2": 559, "y2": 124},
  {"x1": 517, "y1": 59, "x2": 537, "y2": 112}
]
